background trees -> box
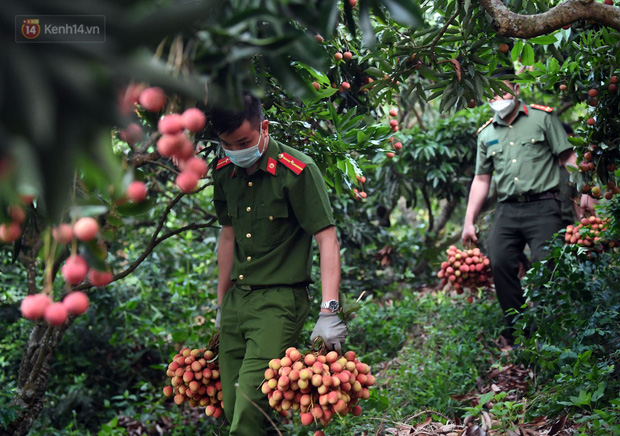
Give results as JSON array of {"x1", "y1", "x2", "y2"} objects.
[{"x1": 1, "y1": 0, "x2": 619, "y2": 434}]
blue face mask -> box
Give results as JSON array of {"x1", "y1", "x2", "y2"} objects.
[{"x1": 223, "y1": 127, "x2": 265, "y2": 168}]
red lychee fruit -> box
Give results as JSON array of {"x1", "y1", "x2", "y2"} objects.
[
  {"x1": 20, "y1": 293, "x2": 52, "y2": 320},
  {"x1": 61, "y1": 255, "x2": 89, "y2": 285},
  {"x1": 157, "y1": 133, "x2": 185, "y2": 157},
  {"x1": 138, "y1": 87, "x2": 166, "y2": 112},
  {"x1": 172, "y1": 135, "x2": 195, "y2": 161},
  {"x1": 8, "y1": 205, "x2": 26, "y2": 223},
  {"x1": 158, "y1": 114, "x2": 185, "y2": 135},
  {"x1": 87, "y1": 269, "x2": 113, "y2": 287},
  {"x1": 119, "y1": 123, "x2": 143, "y2": 144},
  {"x1": 0, "y1": 222, "x2": 21, "y2": 243},
  {"x1": 126, "y1": 181, "x2": 148, "y2": 202},
  {"x1": 44, "y1": 302, "x2": 69, "y2": 326},
  {"x1": 176, "y1": 171, "x2": 199, "y2": 193},
  {"x1": 181, "y1": 157, "x2": 207, "y2": 178},
  {"x1": 343, "y1": 51, "x2": 353, "y2": 60},
  {"x1": 389, "y1": 109, "x2": 398, "y2": 117},
  {"x1": 52, "y1": 223, "x2": 74, "y2": 244},
  {"x1": 181, "y1": 108, "x2": 207, "y2": 133},
  {"x1": 73, "y1": 217, "x2": 99, "y2": 241},
  {"x1": 63, "y1": 291, "x2": 89, "y2": 315}
]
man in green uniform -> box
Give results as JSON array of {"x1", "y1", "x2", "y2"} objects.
[
  {"x1": 210, "y1": 92, "x2": 347, "y2": 435},
  {"x1": 461, "y1": 70, "x2": 596, "y2": 344}
]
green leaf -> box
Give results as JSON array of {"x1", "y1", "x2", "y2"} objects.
[
  {"x1": 115, "y1": 198, "x2": 156, "y2": 217},
  {"x1": 479, "y1": 391, "x2": 495, "y2": 406},
  {"x1": 511, "y1": 40, "x2": 524, "y2": 62},
  {"x1": 379, "y1": 0, "x2": 424, "y2": 28},
  {"x1": 521, "y1": 43, "x2": 535, "y2": 66},
  {"x1": 69, "y1": 205, "x2": 109, "y2": 219},
  {"x1": 529, "y1": 34, "x2": 559, "y2": 45}
]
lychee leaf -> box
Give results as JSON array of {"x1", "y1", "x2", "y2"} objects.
[{"x1": 116, "y1": 198, "x2": 156, "y2": 217}]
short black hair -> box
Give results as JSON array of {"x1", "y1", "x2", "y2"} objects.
[{"x1": 209, "y1": 91, "x2": 264, "y2": 136}]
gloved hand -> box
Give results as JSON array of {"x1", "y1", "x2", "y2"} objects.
[
  {"x1": 215, "y1": 305, "x2": 221, "y2": 330},
  {"x1": 311, "y1": 312, "x2": 347, "y2": 352}
]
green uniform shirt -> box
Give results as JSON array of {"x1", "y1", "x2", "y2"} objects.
[
  {"x1": 475, "y1": 102, "x2": 572, "y2": 202},
  {"x1": 213, "y1": 138, "x2": 335, "y2": 286}
]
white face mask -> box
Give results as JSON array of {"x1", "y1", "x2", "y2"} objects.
[
  {"x1": 489, "y1": 98, "x2": 517, "y2": 119},
  {"x1": 223, "y1": 127, "x2": 265, "y2": 168}
]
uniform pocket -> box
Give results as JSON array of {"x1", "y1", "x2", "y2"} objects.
[
  {"x1": 487, "y1": 145, "x2": 504, "y2": 167},
  {"x1": 522, "y1": 132, "x2": 548, "y2": 162},
  {"x1": 256, "y1": 201, "x2": 291, "y2": 248}
]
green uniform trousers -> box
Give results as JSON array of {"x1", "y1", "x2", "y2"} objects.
[
  {"x1": 219, "y1": 284, "x2": 310, "y2": 436},
  {"x1": 487, "y1": 199, "x2": 562, "y2": 333}
]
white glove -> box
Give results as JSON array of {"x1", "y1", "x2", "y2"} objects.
[
  {"x1": 311, "y1": 312, "x2": 347, "y2": 352},
  {"x1": 215, "y1": 305, "x2": 221, "y2": 330}
]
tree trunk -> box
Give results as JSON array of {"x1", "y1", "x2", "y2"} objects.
[{"x1": 2, "y1": 322, "x2": 70, "y2": 436}]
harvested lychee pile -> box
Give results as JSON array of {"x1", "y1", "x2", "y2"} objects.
[
  {"x1": 163, "y1": 335, "x2": 223, "y2": 419},
  {"x1": 437, "y1": 245, "x2": 492, "y2": 293},
  {"x1": 564, "y1": 216, "x2": 617, "y2": 250},
  {"x1": 262, "y1": 346, "x2": 375, "y2": 429}
]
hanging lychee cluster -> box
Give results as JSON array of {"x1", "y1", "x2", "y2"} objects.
[
  {"x1": 564, "y1": 215, "x2": 617, "y2": 251},
  {"x1": 163, "y1": 338, "x2": 223, "y2": 419},
  {"x1": 437, "y1": 245, "x2": 492, "y2": 293},
  {"x1": 262, "y1": 346, "x2": 375, "y2": 429}
]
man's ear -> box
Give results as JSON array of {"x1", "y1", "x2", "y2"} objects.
[
  {"x1": 262, "y1": 119, "x2": 270, "y2": 135},
  {"x1": 513, "y1": 84, "x2": 520, "y2": 97}
]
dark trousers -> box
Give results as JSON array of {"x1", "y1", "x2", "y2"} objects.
[
  {"x1": 487, "y1": 199, "x2": 563, "y2": 334},
  {"x1": 219, "y1": 284, "x2": 310, "y2": 436}
]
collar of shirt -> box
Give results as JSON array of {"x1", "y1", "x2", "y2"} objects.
[
  {"x1": 231, "y1": 137, "x2": 280, "y2": 179},
  {"x1": 493, "y1": 101, "x2": 529, "y2": 126}
]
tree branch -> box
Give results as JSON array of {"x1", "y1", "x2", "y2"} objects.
[{"x1": 479, "y1": 0, "x2": 620, "y2": 37}]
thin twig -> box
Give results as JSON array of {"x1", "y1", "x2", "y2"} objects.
[{"x1": 235, "y1": 384, "x2": 283, "y2": 436}]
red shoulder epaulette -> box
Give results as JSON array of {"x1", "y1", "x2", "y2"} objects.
[
  {"x1": 530, "y1": 103, "x2": 554, "y2": 113},
  {"x1": 477, "y1": 117, "x2": 494, "y2": 134},
  {"x1": 278, "y1": 152, "x2": 306, "y2": 175},
  {"x1": 216, "y1": 157, "x2": 232, "y2": 170}
]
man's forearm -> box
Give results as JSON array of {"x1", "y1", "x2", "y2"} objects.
[
  {"x1": 217, "y1": 226, "x2": 235, "y2": 305},
  {"x1": 314, "y1": 226, "x2": 341, "y2": 311}
]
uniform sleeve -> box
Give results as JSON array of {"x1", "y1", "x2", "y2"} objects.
[
  {"x1": 213, "y1": 173, "x2": 232, "y2": 226},
  {"x1": 475, "y1": 135, "x2": 493, "y2": 175},
  {"x1": 287, "y1": 161, "x2": 335, "y2": 235},
  {"x1": 545, "y1": 113, "x2": 572, "y2": 156}
]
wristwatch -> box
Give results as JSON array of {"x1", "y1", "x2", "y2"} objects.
[{"x1": 320, "y1": 299, "x2": 340, "y2": 313}]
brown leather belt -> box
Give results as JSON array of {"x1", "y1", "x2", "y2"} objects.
[{"x1": 503, "y1": 191, "x2": 559, "y2": 203}]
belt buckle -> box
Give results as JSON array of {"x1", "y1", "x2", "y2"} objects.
[
  {"x1": 516, "y1": 194, "x2": 528, "y2": 203},
  {"x1": 238, "y1": 285, "x2": 252, "y2": 291}
]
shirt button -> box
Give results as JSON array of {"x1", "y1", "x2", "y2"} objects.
[
  {"x1": 239, "y1": 274, "x2": 244, "y2": 280},
  {"x1": 512, "y1": 159, "x2": 517, "y2": 163},
  {"x1": 509, "y1": 125, "x2": 513, "y2": 129},
  {"x1": 247, "y1": 256, "x2": 252, "y2": 261},
  {"x1": 531, "y1": 139, "x2": 536, "y2": 143},
  {"x1": 246, "y1": 233, "x2": 252, "y2": 238},
  {"x1": 269, "y1": 216, "x2": 274, "y2": 221},
  {"x1": 514, "y1": 177, "x2": 519, "y2": 181},
  {"x1": 492, "y1": 151, "x2": 496, "y2": 156},
  {"x1": 510, "y1": 141, "x2": 514, "y2": 146},
  {"x1": 248, "y1": 182, "x2": 253, "y2": 187},
  {"x1": 246, "y1": 206, "x2": 251, "y2": 212}
]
